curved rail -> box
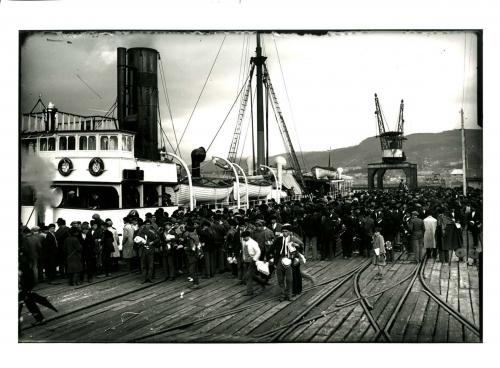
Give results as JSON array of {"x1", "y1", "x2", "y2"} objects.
[
  {"x1": 353, "y1": 266, "x2": 392, "y2": 342},
  {"x1": 132, "y1": 258, "x2": 366, "y2": 342},
  {"x1": 255, "y1": 260, "x2": 372, "y2": 341},
  {"x1": 418, "y1": 256, "x2": 480, "y2": 337}
]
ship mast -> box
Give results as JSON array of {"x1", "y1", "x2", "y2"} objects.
[
  {"x1": 253, "y1": 32, "x2": 267, "y2": 174},
  {"x1": 461, "y1": 108, "x2": 467, "y2": 196}
]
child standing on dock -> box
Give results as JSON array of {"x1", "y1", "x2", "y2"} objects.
[{"x1": 372, "y1": 226, "x2": 386, "y2": 279}]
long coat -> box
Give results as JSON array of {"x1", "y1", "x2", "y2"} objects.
[
  {"x1": 408, "y1": 217, "x2": 425, "y2": 240},
  {"x1": 122, "y1": 224, "x2": 135, "y2": 259},
  {"x1": 442, "y1": 216, "x2": 463, "y2": 251},
  {"x1": 423, "y1": 216, "x2": 438, "y2": 249},
  {"x1": 64, "y1": 235, "x2": 83, "y2": 273}
]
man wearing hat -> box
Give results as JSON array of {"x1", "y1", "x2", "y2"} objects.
[
  {"x1": 159, "y1": 220, "x2": 177, "y2": 281},
  {"x1": 122, "y1": 217, "x2": 135, "y2": 272},
  {"x1": 408, "y1": 210, "x2": 425, "y2": 262},
  {"x1": 42, "y1": 224, "x2": 58, "y2": 283},
  {"x1": 23, "y1": 227, "x2": 42, "y2": 285},
  {"x1": 64, "y1": 227, "x2": 83, "y2": 286},
  {"x1": 270, "y1": 224, "x2": 303, "y2": 301},
  {"x1": 55, "y1": 218, "x2": 69, "y2": 277},
  {"x1": 100, "y1": 222, "x2": 115, "y2": 277},
  {"x1": 252, "y1": 219, "x2": 275, "y2": 267},
  {"x1": 241, "y1": 230, "x2": 267, "y2": 296},
  {"x1": 136, "y1": 219, "x2": 160, "y2": 283}
]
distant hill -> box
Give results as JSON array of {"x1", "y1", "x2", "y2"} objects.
[
  {"x1": 277, "y1": 129, "x2": 482, "y2": 176},
  {"x1": 193, "y1": 129, "x2": 482, "y2": 177}
]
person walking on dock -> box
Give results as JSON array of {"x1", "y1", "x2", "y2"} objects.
[
  {"x1": 241, "y1": 230, "x2": 267, "y2": 296},
  {"x1": 271, "y1": 224, "x2": 301, "y2": 301}
]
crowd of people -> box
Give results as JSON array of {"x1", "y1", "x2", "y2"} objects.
[{"x1": 19, "y1": 186, "x2": 482, "y2": 320}]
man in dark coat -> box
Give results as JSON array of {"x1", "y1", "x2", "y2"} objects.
[
  {"x1": 42, "y1": 224, "x2": 58, "y2": 283},
  {"x1": 64, "y1": 227, "x2": 83, "y2": 286},
  {"x1": 55, "y1": 218, "x2": 69, "y2": 277},
  {"x1": 408, "y1": 210, "x2": 425, "y2": 262},
  {"x1": 270, "y1": 224, "x2": 302, "y2": 301},
  {"x1": 198, "y1": 220, "x2": 216, "y2": 278},
  {"x1": 160, "y1": 220, "x2": 177, "y2": 281},
  {"x1": 100, "y1": 222, "x2": 115, "y2": 277},
  {"x1": 211, "y1": 214, "x2": 227, "y2": 274},
  {"x1": 340, "y1": 211, "x2": 355, "y2": 259},
  {"x1": 136, "y1": 219, "x2": 160, "y2": 283},
  {"x1": 359, "y1": 210, "x2": 375, "y2": 258},
  {"x1": 466, "y1": 205, "x2": 482, "y2": 249},
  {"x1": 79, "y1": 222, "x2": 97, "y2": 282}
]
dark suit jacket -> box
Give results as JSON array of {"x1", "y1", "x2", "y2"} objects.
[{"x1": 271, "y1": 234, "x2": 304, "y2": 261}]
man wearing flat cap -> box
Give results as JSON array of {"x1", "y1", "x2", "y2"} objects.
[{"x1": 271, "y1": 224, "x2": 304, "y2": 301}]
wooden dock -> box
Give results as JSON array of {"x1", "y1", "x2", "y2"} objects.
[{"x1": 19, "y1": 250, "x2": 481, "y2": 343}]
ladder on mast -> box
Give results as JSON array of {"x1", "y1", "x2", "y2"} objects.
[
  {"x1": 263, "y1": 64, "x2": 306, "y2": 189},
  {"x1": 227, "y1": 65, "x2": 255, "y2": 163}
]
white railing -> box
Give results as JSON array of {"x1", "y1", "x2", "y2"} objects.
[{"x1": 21, "y1": 112, "x2": 118, "y2": 132}]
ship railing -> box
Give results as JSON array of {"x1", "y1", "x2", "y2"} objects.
[
  {"x1": 21, "y1": 111, "x2": 118, "y2": 133},
  {"x1": 206, "y1": 194, "x2": 304, "y2": 211}
]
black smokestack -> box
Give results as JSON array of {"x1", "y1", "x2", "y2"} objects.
[
  {"x1": 117, "y1": 47, "x2": 127, "y2": 126},
  {"x1": 120, "y1": 47, "x2": 160, "y2": 161},
  {"x1": 191, "y1": 147, "x2": 206, "y2": 178}
]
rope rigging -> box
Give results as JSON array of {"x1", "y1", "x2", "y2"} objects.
[
  {"x1": 156, "y1": 100, "x2": 177, "y2": 154},
  {"x1": 177, "y1": 33, "x2": 227, "y2": 148},
  {"x1": 271, "y1": 34, "x2": 307, "y2": 170},
  {"x1": 238, "y1": 86, "x2": 256, "y2": 167},
  {"x1": 158, "y1": 55, "x2": 181, "y2": 157}
]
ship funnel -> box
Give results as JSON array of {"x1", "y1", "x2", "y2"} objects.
[
  {"x1": 191, "y1": 147, "x2": 206, "y2": 178},
  {"x1": 118, "y1": 47, "x2": 160, "y2": 161}
]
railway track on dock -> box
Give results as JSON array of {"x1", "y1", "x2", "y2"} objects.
[{"x1": 21, "y1": 251, "x2": 480, "y2": 342}]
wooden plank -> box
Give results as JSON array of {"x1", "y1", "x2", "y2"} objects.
[
  {"x1": 388, "y1": 291, "x2": 419, "y2": 341},
  {"x1": 458, "y1": 261, "x2": 470, "y2": 289},
  {"x1": 403, "y1": 293, "x2": 429, "y2": 342},
  {"x1": 447, "y1": 261, "x2": 464, "y2": 342},
  {"x1": 418, "y1": 259, "x2": 441, "y2": 342},
  {"x1": 337, "y1": 305, "x2": 366, "y2": 342},
  {"x1": 470, "y1": 289, "x2": 481, "y2": 328}
]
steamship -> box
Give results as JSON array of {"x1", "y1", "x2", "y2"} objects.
[{"x1": 20, "y1": 48, "x2": 180, "y2": 230}]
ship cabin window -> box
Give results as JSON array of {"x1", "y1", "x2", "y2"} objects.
[
  {"x1": 100, "y1": 135, "x2": 118, "y2": 150},
  {"x1": 122, "y1": 135, "x2": 133, "y2": 151},
  {"x1": 22, "y1": 139, "x2": 37, "y2": 155},
  {"x1": 59, "y1": 136, "x2": 67, "y2": 150},
  {"x1": 79, "y1": 136, "x2": 87, "y2": 150},
  {"x1": 39, "y1": 137, "x2": 56, "y2": 151},
  {"x1": 88, "y1": 136, "x2": 96, "y2": 150},
  {"x1": 79, "y1": 135, "x2": 96, "y2": 150},
  {"x1": 40, "y1": 138, "x2": 47, "y2": 151},
  {"x1": 68, "y1": 136, "x2": 76, "y2": 150},
  {"x1": 59, "y1": 136, "x2": 76, "y2": 151}
]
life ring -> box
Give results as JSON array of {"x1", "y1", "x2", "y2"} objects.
[
  {"x1": 58, "y1": 157, "x2": 73, "y2": 176},
  {"x1": 89, "y1": 157, "x2": 105, "y2": 176}
]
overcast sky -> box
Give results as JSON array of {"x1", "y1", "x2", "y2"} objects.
[{"x1": 20, "y1": 30, "x2": 478, "y2": 160}]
